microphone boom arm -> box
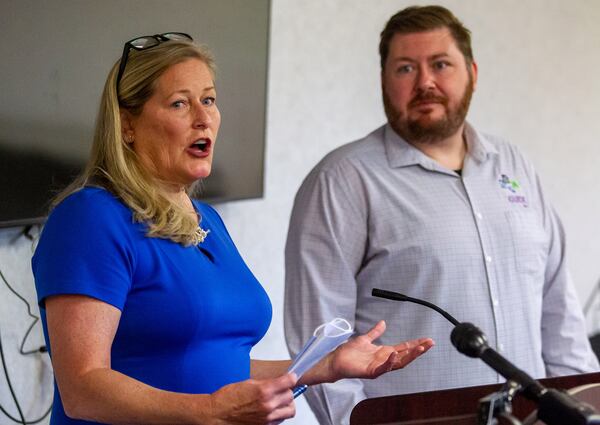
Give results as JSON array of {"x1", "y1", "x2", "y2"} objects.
[
  {"x1": 371, "y1": 287, "x2": 600, "y2": 425},
  {"x1": 372, "y1": 288, "x2": 461, "y2": 326}
]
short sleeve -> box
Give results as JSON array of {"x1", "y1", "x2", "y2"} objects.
[{"x1": 32, "y1": 188, "x2": 137, "y2": 311}]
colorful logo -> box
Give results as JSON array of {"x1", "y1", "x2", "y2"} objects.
[
  {"x1": 498, "y1": 174, "x2": 528, "y2": 207},
  {"x1": 498, "y1": 174, "x2": 520, "y2": 193}
]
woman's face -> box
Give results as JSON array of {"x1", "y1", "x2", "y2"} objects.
[{"x1": 125, "y1": 58, "x2": 221, "y2": 189}]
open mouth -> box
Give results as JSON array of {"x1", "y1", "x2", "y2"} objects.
[{"x1": 190, "y1": 138, "x2": 211, "y2": 152}]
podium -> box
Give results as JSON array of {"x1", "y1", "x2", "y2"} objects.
[{"x1": 350, "y1": 372, "x2": 600, "y2": 425}]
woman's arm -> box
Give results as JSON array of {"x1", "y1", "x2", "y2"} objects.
[
  {"x1": 47, "y1": 295, "x2": 297, "y2": 425},
  {"x1": 250, "y1": 360, "x2": 292, "y2": 380},
  {"x1": 251, "y1": 321, "x2": 434, "y2": 385}
]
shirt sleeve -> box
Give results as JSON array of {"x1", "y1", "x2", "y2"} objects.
[
  {"x1": 32, "y1": 189, "x2": 136, "y2": 311},
  {"x1": 534, "y1": 172, "x2": 600, "y2": 375},
  {"x1": 284, "y1": 164, "x2": 368, "y2": 425}
]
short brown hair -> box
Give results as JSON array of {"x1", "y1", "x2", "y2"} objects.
[{"x1": 379, "y1": 5, "x2": 473, "y2": 69}]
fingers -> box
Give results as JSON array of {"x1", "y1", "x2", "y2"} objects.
[
  {"x1": 391, "y1": 340, "x2": 435, "y2": 368},
  {"x1": 212, "y1": 373, "x2": 298, "y2": 424},
  {"x1": 272, "y1": 372, "x2": 298, "y2": 389},
  {"x1": 363, "y1": 320, "x2": 387, "y2": 342},
  {"x1": 393, "y1": 337, "x2": 435, "y2": 353},
  {"x1": 262, "y1": 375, "x2": 297, "y2": 423},
  {"x1": 372, "y1": 338, "x2": 435, "y2": 377},
  {"x1": 266, "y1": 401, "x2": 296, "y2": 424},
  {"x1": 372, "y1": 350, "x2": 399, "y2": 376},
  {"x1": 419, "y1": 338, "x2": 435, "y2": 351},
  {"x1": 259, "y1": 373, "x2": 296, "y2": 410}
]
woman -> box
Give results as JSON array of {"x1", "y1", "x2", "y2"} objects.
[{"x1": 32, "y1": 33, "x2": 434, "y2": 424}]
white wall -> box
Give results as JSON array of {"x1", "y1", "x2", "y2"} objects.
[{"x1": 1, "y1": 1, "x2": 600, "y2": 424}]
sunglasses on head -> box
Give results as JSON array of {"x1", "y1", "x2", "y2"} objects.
[{"x1": 116, "y1": 32, "x2": 193, "y2": 96}]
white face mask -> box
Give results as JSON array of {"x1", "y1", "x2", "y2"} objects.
[{"x1": 288, "y1": 317, "x2": 354, "y2": 379}]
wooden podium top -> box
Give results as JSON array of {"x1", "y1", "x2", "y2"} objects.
[{"x1": 350, "y1": 372, "x2": 600, "y2": 425}]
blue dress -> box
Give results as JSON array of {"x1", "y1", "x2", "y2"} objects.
[{"x1": 32, "y1": 187, "x2": 272, "y2": 424}]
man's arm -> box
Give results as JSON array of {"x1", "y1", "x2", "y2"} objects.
[
  {"x1": 284, "y1": 164, "x2": 369, "y2": 425},
  {"x1": 537, "y1": 174, "x2": 600, "y2": 375}
]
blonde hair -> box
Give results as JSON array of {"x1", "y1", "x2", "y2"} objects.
[{"x1": 53, "y1": 40, "x2": 216, "y2": 246}]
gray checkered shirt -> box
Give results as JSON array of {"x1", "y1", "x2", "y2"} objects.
[{"x1": 284, "y1": 123, "x2": 599, "y2": 425}]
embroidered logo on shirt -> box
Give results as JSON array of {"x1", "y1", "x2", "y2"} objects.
[{"x1": 498, "y1": 174, "x2": 528, "y2": 207}]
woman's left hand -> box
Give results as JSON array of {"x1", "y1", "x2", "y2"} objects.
[{"x1": 321, "y1": 320, "x2": 434, "y2": 382}]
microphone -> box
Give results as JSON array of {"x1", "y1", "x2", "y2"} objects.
[
  {"x1": 373, "y1": 289, "x2": 541, "y2": 396},
  {"x1": 450, "y1": 322, "x2": 545, "y2": 400},
  {"x1": 372, "y1": 288, "x2": 600, "y2": 425}
]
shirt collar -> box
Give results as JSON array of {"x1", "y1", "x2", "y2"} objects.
[
  {"x1": 384, "y1": 121, "x2": 499, "y2": 170},
  {"x1": 464, "y1": 122, "x2": 499, "y2": 163}
]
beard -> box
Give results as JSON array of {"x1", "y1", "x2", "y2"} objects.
[{"x1": 384, "y1": 74, "x2": 474, "y2": 145}]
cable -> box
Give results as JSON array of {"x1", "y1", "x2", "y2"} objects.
[
  {"x1": 0, "y1": 324, "x2": 26, "y2": 423},
  {"x1": 0, "y1": 268, "x2": 46, "y2": 355},
  {"x1": 0, "y1": 226, "x2": 47, "y2": 355},
  {"x1": 0, "y1": 231, "x2": 52, "y2": 424},
  {"x1": 0, "y1": 323, "x2": 52, "y2": 424}
]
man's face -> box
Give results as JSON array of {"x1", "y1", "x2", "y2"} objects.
[{"x1": 382, "y1": 27, "x2": 477, "y2": 145}]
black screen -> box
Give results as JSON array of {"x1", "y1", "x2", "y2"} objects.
[{"x1": 0, "y1": 0, "x2": 270, "y2": 228}]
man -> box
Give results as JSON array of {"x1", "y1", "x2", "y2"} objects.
[{"x1": 284, "y1": 5, "x2": 599, "y2": 425}]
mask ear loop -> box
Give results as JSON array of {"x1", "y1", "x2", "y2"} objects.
[{"x1": 313, "y1": 317, "x2": 352, "y2": 337}]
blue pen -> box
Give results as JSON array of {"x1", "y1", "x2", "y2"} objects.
[{"x1": 292, "y1": 384, "x2": 308, "y2": 398}]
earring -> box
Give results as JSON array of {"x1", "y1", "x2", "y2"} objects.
[{"x1": 125, "y1": 134, "x2": 134, "y2": 144}]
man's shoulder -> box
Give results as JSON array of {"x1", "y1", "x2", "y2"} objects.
[
  {"x1": 480, "y1": 130, "x2": 514, "y2": 150},
  {"x1": 312, "y1": 125, "x2": 387, "y2": 174},
  {"x1": 470, "y1": 125, "x2": 531, "y2": 164}
]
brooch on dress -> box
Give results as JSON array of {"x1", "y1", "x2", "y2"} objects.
[{"x1": 192, "y1": 226, "x2": 210, "y2": 245}]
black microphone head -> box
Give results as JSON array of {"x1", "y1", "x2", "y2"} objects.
[{"x1": 450, "y1": 322, "x2": 489, "y2": 358}]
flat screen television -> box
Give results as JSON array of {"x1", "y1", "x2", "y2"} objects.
[{"x1": 0, "y1": 0, "x2": 270, "y2": 228}]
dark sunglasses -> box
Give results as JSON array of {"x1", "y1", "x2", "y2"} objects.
[{"x1": 116, "y1": 32, "x2": 193, "y2": 96}]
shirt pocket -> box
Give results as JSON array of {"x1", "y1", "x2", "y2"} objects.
[{"x1": 504, "y1": 210, "x2": 549, "y2": 276}]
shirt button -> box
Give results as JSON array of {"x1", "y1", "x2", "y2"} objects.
[
  {"x1": 498, "y1": 343, "x2": 504, "y2": 352},
  {"x1": 475, "y1": 212, "x2": 483, "y2": 220},
  {"x1": 492, "y1": 299, "x2": 499, "y2": 307},
  {"x1": 485, "y1": 255, "x2": 492, "y2": 263}
]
